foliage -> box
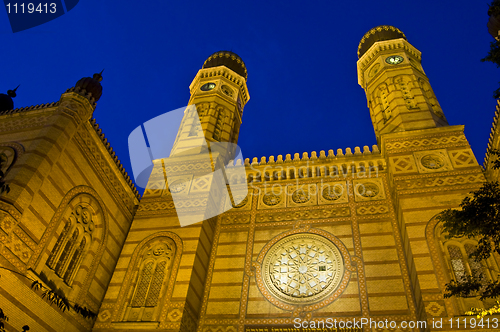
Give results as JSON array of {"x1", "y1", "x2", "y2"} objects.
[
  {"x1": 74, "y1": 304, "x2": 98, "y2": 320},
  {"x1": 0, "y1": 308, "x2": 8, "y2": 332},
  {"x1": 466, "y1": 301, "x2": 500, "y2": 317},
  {"x1": 438, "y1": 181, "x2": 500, "y2": 264},
  {"x1": 489, "y1": 0, "x2": 500, "y2": 17},
  {"x1": 484, "y1": 1, "x2": 500, "y2": 98},
  {"x1": 0, "y1": 153, "x2": 10, "y2": 195},
  {"x1": 30, "y1": 280, "x2": 96, "y2": 319},
  {"x1": 481, "y1": 40, "x2": 500, "y2": 99},
  {"x1": 436, "y1": 149, "x2": 500, "y2": 311}
]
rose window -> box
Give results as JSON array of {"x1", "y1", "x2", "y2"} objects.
[{"x1": 262, "y1": 234, "x2": 344, "y2": 304}]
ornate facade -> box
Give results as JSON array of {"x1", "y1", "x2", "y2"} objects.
[{"x1": 0, "y1": 26, "x2": 499, "y2": 332}]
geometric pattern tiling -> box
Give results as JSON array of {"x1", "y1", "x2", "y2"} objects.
[{"x1": 386, "y1": 135, "x2": 466, "y2": 151}]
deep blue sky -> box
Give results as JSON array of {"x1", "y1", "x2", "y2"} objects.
[{"x1": 1, "y1": 1, "x2": 498, "y2": 192}]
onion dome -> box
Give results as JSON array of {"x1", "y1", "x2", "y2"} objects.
[
  {"x1": 358, "y1": 25, "x2": 407, "y2": 59},
  {"x1": 75, "y1": 71, "x2": 103, "y2": 101},
  {"x1": 203, "y1": 51, "x2": 247, "y2": 81},
  {"x1": 0, "y1": 86, "x2": 19, "y2": 113}
]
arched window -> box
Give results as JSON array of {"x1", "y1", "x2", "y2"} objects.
[
  {"x1": 447, "y1": 245, "x2": 466, "y2": 281},
  {"x1": 125, "y1": 239, "x2": 175, "y2": 322},
  {"x1": 443, "y1": 239, "x2": 500, "y2": 312},
  {"x1": 47, "y1": 204, "x2": 94, "y2": 285}
]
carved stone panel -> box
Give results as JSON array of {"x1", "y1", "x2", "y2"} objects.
[
  {"x1": 448, "y1": 149, "x2": 478, "y2": 169},
  {"x1": 224, "y1": 184, "x2": 252, "y2": 211},
  {"x1": 318, "y1": 181, "x2": 348, "y2": 205},
  {"x1": 258, "y1": 188, "x2": 286, "y2": 210},
  {"x1": 287, "y1": 184, "x2": 317, "y2": 207},
  {"x1": 352, "y1": 178, "x2": 386, "y2": 202},
  {"x1": 414, "y1": 149, "x2": 453, "y2": 173}
]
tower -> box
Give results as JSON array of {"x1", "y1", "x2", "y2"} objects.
[
  {"x1": 169, "y1": 51, "x2": 249, "y2": 158},
  {"x1": 94, "y1": 51, "x2": 250, "y2": 331},
  {"x1": 357, "y1": 26, "x2": 488, "y2": 322},
  {"x1": 357, "y1": 26, "x2": 448, "y2": 142}
]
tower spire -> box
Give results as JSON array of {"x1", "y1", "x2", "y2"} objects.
[{"x1": 357, "y1": 26, "x2": 448, "y2": 142}]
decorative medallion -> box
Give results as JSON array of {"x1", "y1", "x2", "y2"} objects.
[
  {"x1": 153, "y1": 245, "x2": 165, "y2": 256},
  {"x1": 221, "y1": 85, "x2": 233, "y2": 97},
  {"x1": 292, "y1": 189, "x2": 310, "y2": 204},
  {"x1": 322, "y1": 185, "x2": 343, "y2": 201},
  {"x1": 231, "y1": 195, "x2": 248, "y2": 208},
  {"x1": 263, "y1": 192, "x2": 281, "y2": 206},
  {"x1": 75, "y1": 205, "x2": 92, "y2": 224},
  {"x1": 262, "y1": 233, "x2": 344, "y2": 305},
  {"x1": 368, "y1": 63, "x2": 380, "y2": 78},
  {"x1": 421, "y1": 154, "x2": 444, "y2": 169},
  {"x1": 357, "y1": 182, "x2": 379, "y2": 198},
  {"x1": 168, "y1": 180, "x2": 186, "y2": 193}
]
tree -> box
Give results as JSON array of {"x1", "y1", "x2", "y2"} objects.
[
  {"x1": 484, "y1": 0, "x2": 500, "y2": 98},
  {"x1": 436, "y1": 149, "x2": 500, "y2": 309}
]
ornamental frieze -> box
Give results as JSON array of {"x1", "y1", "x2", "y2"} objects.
[
  {"x1": 384, "y1": 134, "x2": 467, "y2": 152},
  {"x1": 221, "y1": 214, "x2": 251, "y2": 225},
  {"x1": 255, "y1": 207, "x2": 350, "y2": 223},
  {"x1": 356, "y1": 204, "x2": 389, "y2": 215},
  {"x1": 395, "y1": 172, "x2": 484, "y2": 190}
]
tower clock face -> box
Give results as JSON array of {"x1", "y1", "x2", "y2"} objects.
[
  {"x1": 200, "y1": 82, "x2": 216, "y2": 91},
  {"x1": 385, "y1": 55, "x2": 404, "y2": 65}
]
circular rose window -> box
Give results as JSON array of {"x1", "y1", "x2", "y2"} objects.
[{"x1": 262, "y1": 234, "x2": 344, "y2": 304}]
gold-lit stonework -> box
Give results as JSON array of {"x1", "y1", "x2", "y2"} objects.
[{"x1": 1, "y1": 27, "x2": 499, "y2": 332}]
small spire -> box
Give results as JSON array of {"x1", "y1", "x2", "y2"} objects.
[
  {"x1": 92, "y1": 70, "x2": 104, "y2": 82},
  {"x1": 7, "y1": 85, "x2": 19, "y2": 98}
]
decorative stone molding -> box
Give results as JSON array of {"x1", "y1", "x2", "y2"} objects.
[{"x1": 414, "y1": 149, "x2": 452, "y2": 173}]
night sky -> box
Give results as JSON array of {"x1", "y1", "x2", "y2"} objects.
[{"x1": 1, "y1": 0, "x2": 498, "y2": 193}]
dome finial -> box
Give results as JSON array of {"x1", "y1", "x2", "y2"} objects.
[
  {"x1": 7, "y1": 85, "x2": 19, "y2": 98},
  {"x1": 75, "y1": 72, "x2": 103, "y2": 101},
  {"x1": 92, "y1": 69, "x2": 104, "y2": 82}
]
